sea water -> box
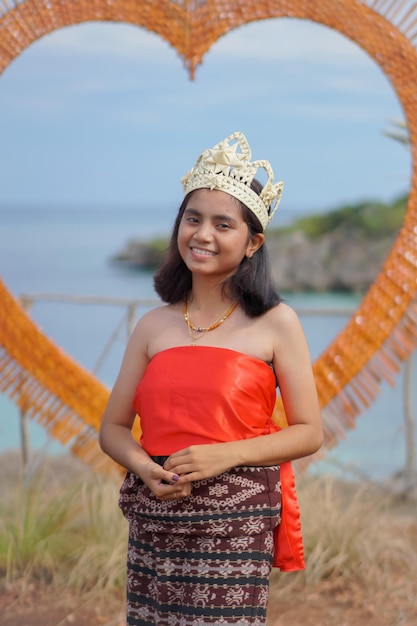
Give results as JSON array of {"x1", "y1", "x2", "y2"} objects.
[{"x1": 0, "y1": 206, "x2": 414, "y2": 481}]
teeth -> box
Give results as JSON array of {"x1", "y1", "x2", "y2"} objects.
[{"x1": 192, "y1": 248, "x2": 215, "y2": 256}]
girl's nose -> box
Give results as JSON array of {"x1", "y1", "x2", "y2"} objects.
[{"x1": 195, "y1": 221, "x2": 213, "y2": 241}]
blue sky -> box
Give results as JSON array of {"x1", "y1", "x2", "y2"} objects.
[{"x1": 0, "y1": 16, "x2": 410, "y2": 223}]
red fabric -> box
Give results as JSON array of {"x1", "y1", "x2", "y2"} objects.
[
  {"x1": 133, "y1": 345, "x2": 305, "y2": 571},
  {"x1": 273, "y1": 461, "x2": 305, "y2": 571}
]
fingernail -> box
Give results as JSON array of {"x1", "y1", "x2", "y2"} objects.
[{"x1": 171, "y1": 474, "x2": 180, "y2": 482}]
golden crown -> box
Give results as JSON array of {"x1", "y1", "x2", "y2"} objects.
[{"x1": 181, "y1": 131, "x2": 284, "y2": 230}]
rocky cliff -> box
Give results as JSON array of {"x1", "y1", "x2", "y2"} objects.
[
  {"x1": 265, "y1": 227, "x2": 395, "y2": 292},
  {"x1": 112, "y1": 195, "x2": 406, "y2": 293}
]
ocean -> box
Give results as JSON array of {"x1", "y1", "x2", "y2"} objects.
[{"x1": 0, "y1": 205, "x2": 414, "y2": 481}]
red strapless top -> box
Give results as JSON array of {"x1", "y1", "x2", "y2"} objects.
[{"x1": 133, "y1": 346, "x2": 305, "y2": 572}]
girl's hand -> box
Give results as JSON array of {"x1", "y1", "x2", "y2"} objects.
[
  {"x1": 138, "y1": 460, "x2": 192, "y2": 501},
  {"x1": 164, "y1": 444, "x2": 234, "y2": 483}
]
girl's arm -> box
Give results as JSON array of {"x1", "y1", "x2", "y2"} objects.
[{"x1": 99, "y1": 314, "x2": 190, "y2": 499}]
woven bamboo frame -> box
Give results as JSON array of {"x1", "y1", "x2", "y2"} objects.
[{"x1": 1, "y1": 0, "x2": 417, "y2": 475}]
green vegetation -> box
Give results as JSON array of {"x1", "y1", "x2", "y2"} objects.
[
  {"x1": 271, "y1": 193, "x2": 408, "y2": 240},
  {"x1": 146, "y1": 236, "x2": 170, "y2": 255},
  {"x1": 0, "y1": 455, "x2": 126, "y2": 591}
]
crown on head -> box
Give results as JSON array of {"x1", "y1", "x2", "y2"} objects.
[{"x1": 181, "y1": 131, "x2": 284, "y2": 230}]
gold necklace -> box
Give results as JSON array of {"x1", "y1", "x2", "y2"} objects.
[{"x1": 183, "y1": 300, "x2": 238, "y2": 345}]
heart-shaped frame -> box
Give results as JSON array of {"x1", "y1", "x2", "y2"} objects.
[{"x1": 1, "y1": 0, "x2": 417, "y2": 474}]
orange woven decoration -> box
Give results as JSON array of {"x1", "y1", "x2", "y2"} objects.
[{"x1": 1, "y1": 1, "x2": 417, "y2": 473}]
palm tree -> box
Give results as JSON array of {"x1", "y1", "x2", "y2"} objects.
[{"x1": 383, "y1": 118, "x2": 409, "y2": 147}]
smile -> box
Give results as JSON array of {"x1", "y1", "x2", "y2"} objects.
[{"x1": 191, "y1": 247, "x2": 216, "y2": 256}]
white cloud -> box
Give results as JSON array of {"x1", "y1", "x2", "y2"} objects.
[
  {"x1": 204, "y1": 18, "x2": 369, "y2": 69},
  {"x1": 38, "y1": 22, "x2": 177, "y2": 62},
  {"x1": 36, "y1": 17, "x2": 369, "y2": 71},
  {"x1": 0, "y1": 13, "x2": 404, "y2": 139},
  {"x1": 274, "y1": 100, "x2": 389, "y2": 122},
  {"x1": 16, "y1": 15, "x2": 396, "y2": 116}
]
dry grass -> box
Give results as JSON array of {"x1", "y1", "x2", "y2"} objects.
[
  {"x1": 275, "y1": 473, "x2": 416, "y2": 579},
  {"x1": 268, "y1": 473, "x2": 417, "y2": 625},
  {"x1": 0, "y1": 452, "x2": 416, "y2": 625},
  {"x1": 0, "y1": 452, "x2": 127, "y2": 593}
]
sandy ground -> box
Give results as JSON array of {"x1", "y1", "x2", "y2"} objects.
[{"x1": 2, "y1": 574, "x2": 417, "y2": 626}]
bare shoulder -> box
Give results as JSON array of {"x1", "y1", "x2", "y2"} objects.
[
  {"x1": 263, "y1": 302, "x2": 310, "y2": 358},
  {"x1": 264, "y1": 302, "x2": 303, "y2": 333},
  {"x1": 131, "y1": 304, "x2": 175, "y2": 342},
  {"x1": 132, "y1": 303, "x2": 184, "y2": 358},
  {"x1": 134, "y1": 303, "x2": 174, "y2": 330}
]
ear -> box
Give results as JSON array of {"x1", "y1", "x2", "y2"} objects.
[{"x1": 245, "y1": 233, "x2": 265, "y2": 258}]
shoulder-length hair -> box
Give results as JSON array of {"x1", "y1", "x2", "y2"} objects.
[{"x1": 153, "y1": 181, "x2": 282, "y2": 317}]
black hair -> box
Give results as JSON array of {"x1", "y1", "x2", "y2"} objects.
[{"x1": 153, "y1": 180, "x2": 282, "y2": 317}]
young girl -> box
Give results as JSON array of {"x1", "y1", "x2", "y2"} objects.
[{"x1": 99, "y1": 132, "x2": 322, "y2": 626}]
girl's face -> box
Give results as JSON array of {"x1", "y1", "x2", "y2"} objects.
[{"x1": 177, "y1": 188, "x2": 264, "y2": 280}]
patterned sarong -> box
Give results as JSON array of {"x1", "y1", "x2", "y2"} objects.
[{"x1": 119, "y1": 462, "x2": 281, "y2": 626}]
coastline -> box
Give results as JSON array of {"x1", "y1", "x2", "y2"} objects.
[{"x1": 112, "y1": 227, "x2": 395, "y2": 293}]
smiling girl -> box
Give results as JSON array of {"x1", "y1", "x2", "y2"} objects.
[{"x1": 99, "y1": 132, "x2": 322, "y2": 626}]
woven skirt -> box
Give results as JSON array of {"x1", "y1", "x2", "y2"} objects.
[{"x1": 119, "y1": 460, "x2": 282, "y2": 626}]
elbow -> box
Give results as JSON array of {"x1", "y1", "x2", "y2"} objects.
[
  {"x1": 311, "y1": 425, "x2": 324, "y2": 454},
  {"x1": 313, "y1": 436, "x2": 324, "y2": 455},
  {"x1": 98, "y1": 425, "x2": 107, "y2": 454},
  {"x1": 301, "y1": 421, "x2": 323, "y2": 457}
]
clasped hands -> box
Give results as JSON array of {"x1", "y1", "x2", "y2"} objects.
[{"x1": 141, "y1": 442, "x2": 236, "y2": 501}]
